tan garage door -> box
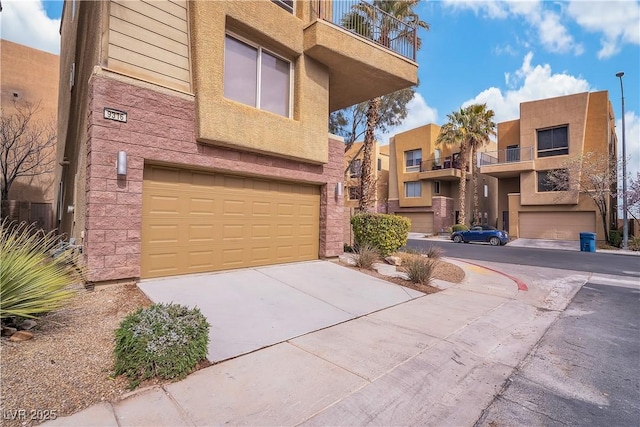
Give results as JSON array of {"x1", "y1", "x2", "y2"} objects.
[
  {"x1": 399, "y1": 212, "x2": 434, "y2": 233},
  {"x1": 519, "y1": 212, "x2": 595, "y2": 240},
  {"x1": 141, "y1": 165, "x2": 320, "y2": 278}
]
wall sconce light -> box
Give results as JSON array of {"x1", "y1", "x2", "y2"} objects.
[
  {"x1": 335, "y1": 182, "x2": 343, "y2": 200},
  {"x1": 117, "y1": 151, "x2": 127, "y2": 176}
]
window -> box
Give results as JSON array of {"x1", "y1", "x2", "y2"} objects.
[
  {"x1": 272, "y1": 0, "x2": 293, "y2": 12},
  {"x1": 538, "y1": 169, "x2": 569, "y2": 192},
  {"x1": 434, "y1": 149, "x2": 441, "y2": 167},
  {"x1": 537, "y1": 126, "x2": 568, "y2": 157},
  {"x1": 433, "y1": 181, "x2": 440, "y2": 195},
  {"x1": 349, "y1": 159, "x2": 362, "y2": 178},
  {"x1": 506, "y1": 145, "x2": 520, "y2": 162},
  {"x1": 404, "y1": 181, "x2": 421, "y2": 198},
  {"x1": 348, "y1": 187, "x2": 360, "y2": 200},
  {"x1": 377, "y1": 158, "x2": 382, "y2": 171},
  {"x1": 224, "y1": 35, "x2": 291, "y2": 117},
  {"x1": 405, "y1": 149, "x2": 422, "y2": 172}
]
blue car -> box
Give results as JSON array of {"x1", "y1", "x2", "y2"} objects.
[{"x1": 451, "y1": 225, "x2": 509, "y2": 246}]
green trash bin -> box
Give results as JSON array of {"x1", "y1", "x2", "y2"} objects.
[{"x1": 579, "y1": 232, "x2": 596, "y2": 252}]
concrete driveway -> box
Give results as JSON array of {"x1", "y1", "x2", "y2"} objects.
[{"x1": 137, "y1": 260, "x2": 423, "y2": 362}]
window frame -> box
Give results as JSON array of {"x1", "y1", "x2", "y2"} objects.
[
  {"x1": 349, "y1": 159, "x2": 362, "y2": 178},
  {"x1": 537, "y1": 169, "x2": 569, "y2": 192},
  {"x1": 404, "y1": 181, "x2": 422, "y2": 198},
  {"x1": 348, "y1": 186, "x2": 360, "y2": 200},
  {"x1": 272, "y1": 0, "x2": 294, "y2": 13},
  {"x1": 537, "y1": 125, "x2": 569, "y2": 158},
  {"x1": 405, "y1": 149, "x2": 422, "y2": 172},
  {"x1": 224, "y1": 33, "x2": 293, "y2": 118},
  {"x1": 433, "y1": 180, "x2": 441, "y2": 195}
]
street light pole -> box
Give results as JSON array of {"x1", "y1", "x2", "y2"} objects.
[{"x1": 616, "y1": 71, "x2": 628, "y2": 250}]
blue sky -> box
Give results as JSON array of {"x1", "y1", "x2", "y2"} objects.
[{"x1": 1, "y1": 0, "x2": 639, "y2": 185}]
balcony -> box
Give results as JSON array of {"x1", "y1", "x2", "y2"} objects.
[
  {"x1": 303, "y1": 0, "x2": 419, "y2": 111},
  {"x1": 417, "y1": 156, "x2": 469, "y2": 181},
  {"x1": 479, "y1": 147, "x2": 535, "y2": 178}
]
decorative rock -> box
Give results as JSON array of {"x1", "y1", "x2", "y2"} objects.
[
  {"x1": 384, "y1": 256, "x2": 402, "y2": 266},
  {"x1": 19, "y1": 319, "x2": 37, "y2": 330},
  {"x1": 9, "y1": 331, "x2": 34, "y2": 342},
  {"x1": 1, "y1": 326, "x2": 17, "y2": 337}
]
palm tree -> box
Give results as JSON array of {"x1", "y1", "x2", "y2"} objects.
[
  {"x1": 343, "y1": 0, "x2": 429, "y2": 212},
  {"x1": 465, "y1": 104, "x2": 496, "y2": 225}
]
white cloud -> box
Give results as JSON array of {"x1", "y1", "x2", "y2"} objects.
[
  {"x1": 380, "y1": 93, "x2": 438, "y2": 144},
  {"x1": 463, "y1": 52, "x2": 591, "y2": 123},
  {"x1": 0, "y1": 0, "x2": 60, "y2": 54},
  {"x1": 567, "y1": 0, "x2": 640, "y2": 59}
]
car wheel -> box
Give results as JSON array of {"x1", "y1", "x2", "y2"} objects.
[
  {"x1": 489, "y1": 237, "x2": 500, "y2": 246},
  {"x1": 453, "y1": 235, "x2": 463, "y2": 243}
]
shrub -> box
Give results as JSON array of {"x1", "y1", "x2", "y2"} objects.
[
  {"x1": 0, "y1": 220, "x2": 82, "y2": 320},
  {"x1": 608, "y1": 230, "x2": 622, "y2": 248},
  {"x1": 403, "y1": 254, "x2": 435, "y2": 285},
  {"x1": 629, "y1": 236, "x2": 640, "y2": 251},
  {"x1": 114, "y1": 303, "x2": 210, "y2": 389},
  {"x1": 351, "y1": 213, "x2": 410, "y2": 256},
  {"x1": 451, "y1": 224, "x2": 469, "y2": 233},
  {"x1": 425, "y1": 245, "x2": 443, "y2": 260},
  {"x1": 353, "y1": 243, "x2": 380, "y2": 269}
]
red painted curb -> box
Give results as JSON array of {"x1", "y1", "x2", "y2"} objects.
[{"x1": 452, "y1": 259, "x2": 529, "y2": 291}]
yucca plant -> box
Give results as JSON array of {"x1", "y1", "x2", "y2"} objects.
[{"x1": 0, "y1": 219, "x2": 82, "y2": 320}]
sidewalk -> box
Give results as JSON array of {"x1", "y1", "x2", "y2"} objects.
[{"x1": 44, "y1": 259, "x2": 589, "y2": 427}]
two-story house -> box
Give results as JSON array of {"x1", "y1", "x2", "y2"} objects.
[
  {"x1": 388, "y1": 123, "x2": 498, "y2": 233},
  {"x1": 479, "y1": 91, "x2": 617, "y2": 241},
  {"x1": 55, "y1": 0, "x2": 420, "y2": 284}
]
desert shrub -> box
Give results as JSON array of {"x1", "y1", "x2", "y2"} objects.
[
  {"x1": 343, "y1": 243, "x2": 354, "y2": 253},
  {"x1": 0, "y1": 219, "x2": 82, "y2": 320},
  {"x1": 608, "y1": 230, "x2": 622, "y2": 248},
  {"x1": 351, "y1": 213, "x2": 410, "y2": 256},
  {"x1": 353, "y1": 243, "x2": 380, "y2": 269},
  {"x1": 114, "y1": 303, "x2": 210, "y2": 389},
  {"x1": 402, "y1": 254, "x2": 435, "y2": 285},
  {"x1": 451, "y1": 224, "x2": 469, "y2": 233},
  {"x1": 629, "y1": 236, "x2": 640, "y2": 251},
  {"x1": 425, "y1": 245, "x2": 443, "y2": 260}
]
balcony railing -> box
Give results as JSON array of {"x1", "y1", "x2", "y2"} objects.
[
  {"x1": 420, "y1": 155, "x2": 468, "y2": 172},
  {"x1": 479, "y1": 147, "x2": 534, "y2": 166},
  {"x1": 311, "y1": 0, "x2": 418, "y2": 61}
]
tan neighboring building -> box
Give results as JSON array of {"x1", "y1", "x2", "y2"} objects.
[
  {"x1": 1, "y1": 40, "x2": 59, "y2": 229},
  {"x1": 343, "y1": 141, "x2": 389, "y2": 243},
  {"x1": 55, "y1": 0, "x2": 420, "y2": 283},
  {"x1": 479, "y1": 91, "x2": 617, "y2": 241},
  {"x1": 388, "y1": 123, "x2": 498, "y2": 234}
]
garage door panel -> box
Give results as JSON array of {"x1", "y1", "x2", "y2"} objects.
[
  {"x1": 142, "y1": 165, "x2": 320, "y2": 278},
  {"x1": 399, "y1": 212, "x2": 434, "y2": 233},
  {"x1": 519, "y1": 212, "x2": 595, "y2": 240}
]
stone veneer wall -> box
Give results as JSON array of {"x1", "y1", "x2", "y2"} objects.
[
  {"x1": 84, "y1": 75, "x2": 343, "y2": 283},
  {"x1": 432, "y1": 196, "x2": 454, "y2": 233}
]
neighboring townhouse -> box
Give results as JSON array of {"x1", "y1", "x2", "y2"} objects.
[
  {"x1": 343, "y1": 141, "x2": 389, "y2": 243},
  {"x1": 1, "y1": 40, "x2": 59, "y2": 230},
  {"x1": 388, "y1": 123, "x2": 498, "y2": 234},
  {"x1": 479, "y1": 91, "x2": 617, "y2": 241},
  {"x1": 55, "y1": 0, "x2": 419, "y2": 283}
]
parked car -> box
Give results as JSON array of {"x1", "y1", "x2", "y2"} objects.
[{"x1": 451, "y1": 225, "x2": 509, "y2": 246}]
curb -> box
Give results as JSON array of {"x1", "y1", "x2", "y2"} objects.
[{"x1": 452, "y1": 258, "x2": 529, "y2": 291}]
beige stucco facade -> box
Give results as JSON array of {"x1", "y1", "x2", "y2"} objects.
[
  {"x1": 1, "y1": 40, "x2": 59, "y2": 213},
  {"x1": 480, "y1": 91, "x2": 617, "y2": 241},
  {"x1": 56, "y1": 0, "x2": 419, "y2": 283}
]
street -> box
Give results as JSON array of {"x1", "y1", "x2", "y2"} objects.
[{"x1": 406, "y1": 239, "x2": 640, "y2": 278}]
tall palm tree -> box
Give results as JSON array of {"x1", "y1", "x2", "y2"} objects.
[
  {"x1": 465, "y1": 104, "x2": 496, "y2": 225},
  {"x1": 343, "y1": 0, "x2": 429, "y2": 212}
]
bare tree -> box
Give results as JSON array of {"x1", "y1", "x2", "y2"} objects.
[
  {"x1": 628, "y1": 171, "x2": 640, "y2": 216},
  {"x1": 544, "y1": 151, "x2": 618, "y2": 243},
  {"x1": 0, "y1": 101, "x2": 56, "y2": 215}
]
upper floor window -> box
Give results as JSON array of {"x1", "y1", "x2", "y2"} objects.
[
  {"x1": 433, "y1": 181, "x2": 441, "y2": 195},
  {"x1": 506, "y1": 145, "x2": 520, "y2": 162},
  {"x1": 224, "y1": 35, "x2": 291, "y2": 117},
  {"x1": 272, "y1": 0, "x2": 294, "y2": 13},
  {"x1": 405, "y1": 149, "x2": 422, "y2": 172},
  {"x1": 538, "y1": 169, "x2": 569, "y2": 192},
  {"x1": 537, "y1": 126, "x2": 568, "y2": 158},
  {"x1": 377, "y1": 158, "x2": 382, "y2": 171},
  {"x1": 433, "y1": 149, "x2": 441, "y2": 167},
  {"x1": 348, "y1": 187, "x2": 360, "y2": 200},
  {"x1": 349, "y1": 159, "x2": 362, "y2": 178},
  {"x1": 404, "y1": 181, "x2": 421, "y2": 198}
]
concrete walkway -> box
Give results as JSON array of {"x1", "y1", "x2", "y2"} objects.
[{"x1": 44, "y1": 259, "x2": 590, "y2": 427}]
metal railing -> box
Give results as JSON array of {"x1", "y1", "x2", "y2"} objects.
[
  {"x1": 311, "y1": 0, "x2": 418, "y2": 61},
  {"x1": 479, "y1": 147, "x2": 534, "y2": 166},
  {"x1": 420, "y1": 155, "x2": 468, "y2": 172}
]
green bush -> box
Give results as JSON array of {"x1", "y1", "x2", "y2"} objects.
[
  {"x1": 451, "y1": 224, "x2": 469, "y2": 233},
  {"x1": 402, "y1": 255, "x2": 435, "y2": 285},
  {"x1": 608, "y1": 230, "x2": 622, "y2": 248},
  {"x1": 114, "y1": 303, "x2": 210, "y2": 389},
  {"x1": 0, "y1": 220, "x2": 82, "y2": 320},
  {"x1": 351, "y1": 213, "x2": 410, "y2": 256}
]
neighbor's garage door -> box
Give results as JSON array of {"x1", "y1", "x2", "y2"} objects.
[
  {"x1": 400, "y1": 212, "x2": 434, "y2": 233},
  {"x1": 141, "y1": 165, "x2": 320, "y2": 279},
  {"x1": 519, "y1": 212, "x2": 595, "y2": 240}
]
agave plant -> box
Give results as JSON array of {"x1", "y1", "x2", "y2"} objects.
[{"x1": 0, "y1": 219, "x2": 82, "y2": 320}]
